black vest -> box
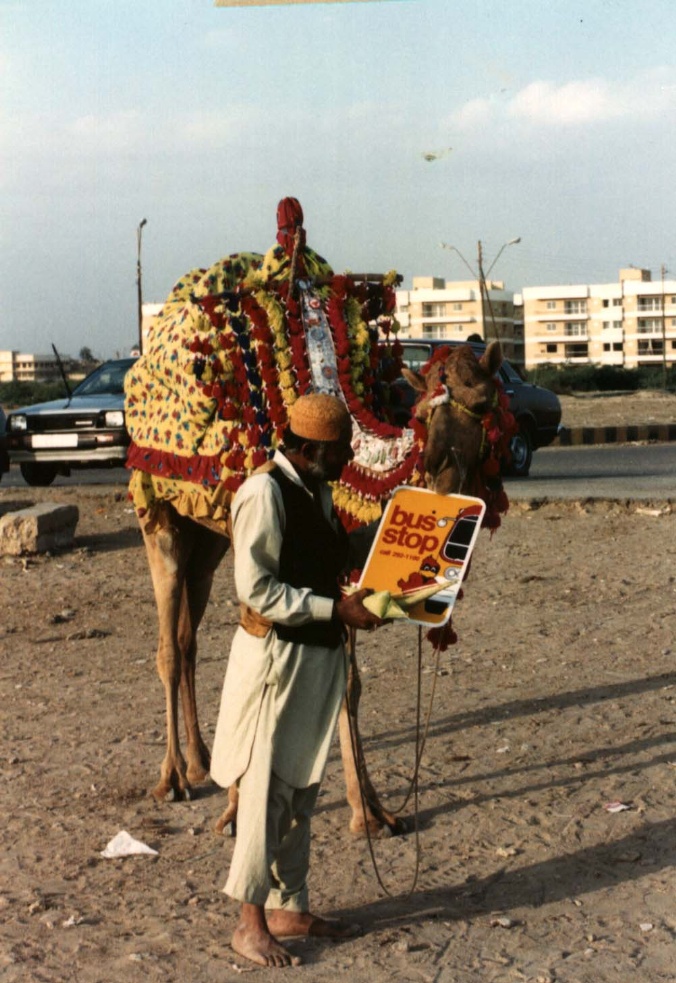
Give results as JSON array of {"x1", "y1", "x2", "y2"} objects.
[{"x1": 270, "y1": 465, "x2": 348, "y2": 648}]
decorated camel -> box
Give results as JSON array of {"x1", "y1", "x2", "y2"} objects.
[{"x1": 124, "y1": 198, "x2": 514, "y2": 836}]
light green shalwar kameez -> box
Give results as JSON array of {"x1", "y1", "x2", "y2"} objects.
[{"x1": 210, "y1": 451, "x2": 348, "y2": 910}]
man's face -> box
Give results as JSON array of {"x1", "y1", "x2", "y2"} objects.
[{"x1": 307, "y1": 427, "x2": 353, "y2": 482}]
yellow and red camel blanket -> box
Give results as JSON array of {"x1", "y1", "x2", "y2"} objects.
[{"x1": 124, "y1": 240, "x2": 422, "y2": 532}]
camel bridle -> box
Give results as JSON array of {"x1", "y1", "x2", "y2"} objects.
[{"x1": 420, "y1": 373, "x2": 495, "y2": 491}]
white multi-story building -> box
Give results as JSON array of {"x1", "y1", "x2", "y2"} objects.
[
  {"x1": 522, "y1": 268, "x2": 676, "y2": 369},
  {"x1": 395, "y1": 277, "x2": 521, "y2": 363},
  {"x1": 0, "y1": 350, "x2": 60, "y2": 383}
]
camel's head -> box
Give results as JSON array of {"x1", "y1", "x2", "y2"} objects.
[{"x1": 402, "y1": 341, "x2": 508, "y2": 496}]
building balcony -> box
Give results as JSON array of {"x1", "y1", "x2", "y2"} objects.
[{"x1": 410, "y1": 314, "x2": 475, "y2": 326}]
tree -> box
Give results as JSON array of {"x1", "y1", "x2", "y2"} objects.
[{"x1": 79, "y1": 346, "x2": 95, "y2": 363}]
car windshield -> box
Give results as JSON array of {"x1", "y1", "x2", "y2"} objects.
[
  {"x1": 72, "y1": 362, "x2": 132, "y2": 398},
  {"x1": 399, "y1": 344, "x2": 433, "y2": 372},
  {"x1": 500, "y1": 360, "x2": 524, "y2": 384}
]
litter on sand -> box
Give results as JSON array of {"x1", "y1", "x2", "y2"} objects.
[
  {"x1": 100, "y1": 830, "x2": 158, "y2": 858},
  {"x1": 603, "y1": 801, "x2": 631, "y2": 813}
]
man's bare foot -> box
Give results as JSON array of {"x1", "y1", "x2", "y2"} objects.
[
  {"x1": 232, "y1": 922, "x2": 302, "y2": 968},
  {"x1": 266, "y1": 909, "x2": 362, "y2": 941}
]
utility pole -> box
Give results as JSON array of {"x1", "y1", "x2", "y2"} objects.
[
  {"x1": 440, "y1": 237, "x2": 520, "y2": 345},
  {"x1": 661, "y1": 263, "x2": 667, "y2": 390},
  {"x1": 477, "y1": 239, "x2": 501, "y2": 343},
  {"x1": 137, "y1": 219, "x2": 147, "y2": 355}
]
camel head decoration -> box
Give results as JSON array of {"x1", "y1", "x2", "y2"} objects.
[{"x1": 124, "y1": 198, "x2": 514, "y2": 836}]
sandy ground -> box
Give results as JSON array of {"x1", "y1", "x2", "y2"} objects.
[
  {"x1": 557, "y1": 389, "x2": 676, "y2": 430},
  {"x1": 2, "y1": 393, "x2": 676, "y2": 983}
]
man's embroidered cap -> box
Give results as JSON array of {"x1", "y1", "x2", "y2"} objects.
[{"x1": 288, "y1": 394, "x2": 351, "y2": 443}]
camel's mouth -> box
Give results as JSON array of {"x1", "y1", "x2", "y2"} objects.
[{"x1": 426, "y1": 463, "x2": 468, "y2": 497}]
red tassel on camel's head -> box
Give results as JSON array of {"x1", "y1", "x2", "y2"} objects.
[
  {"x1": 426, "y1": 620, "x2": 458, "y2": 652},
  {"x1": 276, "y1": 197, "x2": 306, "y2": 256}
]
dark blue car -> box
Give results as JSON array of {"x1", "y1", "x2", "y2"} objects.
[
  {"x1": 5, "y1": 358, "x2": 136, "y2": 486},
  {"x1": 385, "y1": 339, "x2": 562, "y2": 477}
]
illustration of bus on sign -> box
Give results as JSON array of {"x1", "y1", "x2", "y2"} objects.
[{"x1": 358, "y1": 487, "x2": 486, "y2": 627}]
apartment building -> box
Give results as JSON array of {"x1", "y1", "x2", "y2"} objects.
[
  {"x1": 395, "y1": 277, "x2": 521, "y2": 363},
  {"x1": 0, "y1": 350, "x2": 60, "y2": 383},
  {"x1": 522, "y1": 268, "x2": 676, "y2": 369}
]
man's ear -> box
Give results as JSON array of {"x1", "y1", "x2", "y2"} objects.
[{"x1": 300, "y1": 440, "x2": 318, "y2": 463}]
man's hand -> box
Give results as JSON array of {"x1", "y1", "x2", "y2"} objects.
[{"x1": 334, "y1": 589, "x2": 385, "y2": 632}]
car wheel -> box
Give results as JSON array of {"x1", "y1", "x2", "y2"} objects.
[
  {"x1": 507, "y1": 425, "x2": 533, "y2": 477},
  {"x1": 20, "y1": 462, "x2": 58, "y2": 487}
]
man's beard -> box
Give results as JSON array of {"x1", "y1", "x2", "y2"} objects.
[{"x1": 305, "y1": 444, "x2": 343, "y2": 483}]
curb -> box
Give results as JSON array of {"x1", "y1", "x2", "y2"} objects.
[{"x1": 556, "y1": 424, "x2": 676, "y2": 447}]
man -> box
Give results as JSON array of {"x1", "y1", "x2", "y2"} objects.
[{"x1": 210, "y1": 393, "x2": 384, "y2": 969}]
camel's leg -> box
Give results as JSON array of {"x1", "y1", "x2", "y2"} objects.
[
  {"x1": 141, "y1": 511, "x2": 191, "y2": 800},
  {"x1": 214, "y1": 783, "x2": 239, "y2": 836},
  {"x1": 179, "y1": 526, "x2": 229, "y2": 784},
  {"x1": 338, "y1": 636, "x2": 408, "y2": 837}
]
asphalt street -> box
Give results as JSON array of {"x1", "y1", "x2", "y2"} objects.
[
  {"x1": 506, "y1": 442, "x2": 676, "y2": 501},
  {"x1": 2, "y1": 443, "x2": 676, "y2": 499}
]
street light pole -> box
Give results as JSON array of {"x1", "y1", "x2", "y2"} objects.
[
  {"x1": 439, "y1": 241, "x2": 477, "y2": 279},
  {"x1": 137, "y1": 218, "x2": 147, "y2": 355},
  {"x1": 485, "y1": 237, "x2": 521, "y2": 277},
  {"x1": 661, "y1": 263, "x2": 667, "y2": 390},
  {"x1": 440, "y1": 237, "x2": 521, "y2": 342}
]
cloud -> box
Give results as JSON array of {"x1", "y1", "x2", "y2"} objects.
[
  {"x1": 508, "y1": 80, "x2": 621, "y2": 124},
  {"x1": 450, "y1": 68, "x2": 676, "y2": 130}
]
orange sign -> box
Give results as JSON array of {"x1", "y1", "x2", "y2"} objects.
[{"x1": 358, "y1": 487, "x2": 485, "y2": 627}]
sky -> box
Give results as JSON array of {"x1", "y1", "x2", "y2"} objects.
[{"x1": 3, "y1": 0, "x2": 676, "y2": 359}]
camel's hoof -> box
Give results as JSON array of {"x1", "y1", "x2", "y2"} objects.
[
  {"x1": 214, "y1": 818, "x2": 237, "y2": 837},
  {"x1": 186, "y1": 765, "x2": 209, "y2": 785},
  {"x1": 214, "y1": 807, "x2": 238, "y2": 837},
  {"x1": 349, "y1": 820, "x2": 391, "y2": 839},
  {"x1": 388, "y1": 816, "x2": 410, "y2": 837},
  {"x1": 349, "y1": 815, "x2": 409, "y2": 839},
  {"x1": 152, "y1": 781, "x2": 192, "y2": 803}
]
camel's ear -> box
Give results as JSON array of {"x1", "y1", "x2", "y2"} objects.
[
  {"x1": 480, "y1": 340, "x2": 503, "y2": 376},
  {"x1": 401, "y1": 366, "x2": 427, "y2": 393}
]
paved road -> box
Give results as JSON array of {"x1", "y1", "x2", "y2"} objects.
[
  {"x1": 2, "y1": 444, "x2": 676, "y2": 499},
  {"x1": 506, "y1": 442, "x2": 676, "y2": 500}
]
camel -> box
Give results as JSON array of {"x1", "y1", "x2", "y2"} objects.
[{"x1": 124, "y1": 199, "x2": 513, "y2": 836}]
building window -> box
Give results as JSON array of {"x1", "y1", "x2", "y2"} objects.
[
  {"x1": 602, "y1": 299, "x2": 609, "y2": 308},
  {"x1": 564, "y1": 300, "x2": 587, "y2": 314},
  {"x1": 452, "y1": 303, "x2": 463, "y2": 311},
  {"x1": 422, "y1": 303, "x2": 446, "y2": 317},
  {"x1": 613, "y1": 298, "x2": 622, "y2": 306},
  {"x1": 564, "y1": 342, "x2": 588, "y2": 358},
  {"x1": 546, "y1": 300, "x2": 556, "y2": 310},
  {"x1": 564, "y1": 322, "x2": 586, "y2": 337},
  {"x1": 638, "y1": 297, "x2": 662, "y2": 312},
  {"x1": 638, "y1": 318, "x2": 661, "y2": 334},
  {"x1": 546, "y1": 323, "x2": 557, "y2": 331},
  {"x1": 604, "y1": 342, "x2": 623, "y2": 352},
  {"x1": 546, "y1": 344, "x2": 558, "y2": 353},
  {"x1": 637, "y1": 339, "x2": 664, "y2": 355},
  {"x1": 422, "y1": 325, "x2": 447, "y2": 339}
]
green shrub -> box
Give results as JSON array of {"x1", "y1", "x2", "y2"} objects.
[
  {"x1": 526, "y1": 363, "x2": 676, "y2": 394},
  {"x1": 0, "y1": 380, "x2": 70, "y2": 409}
]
